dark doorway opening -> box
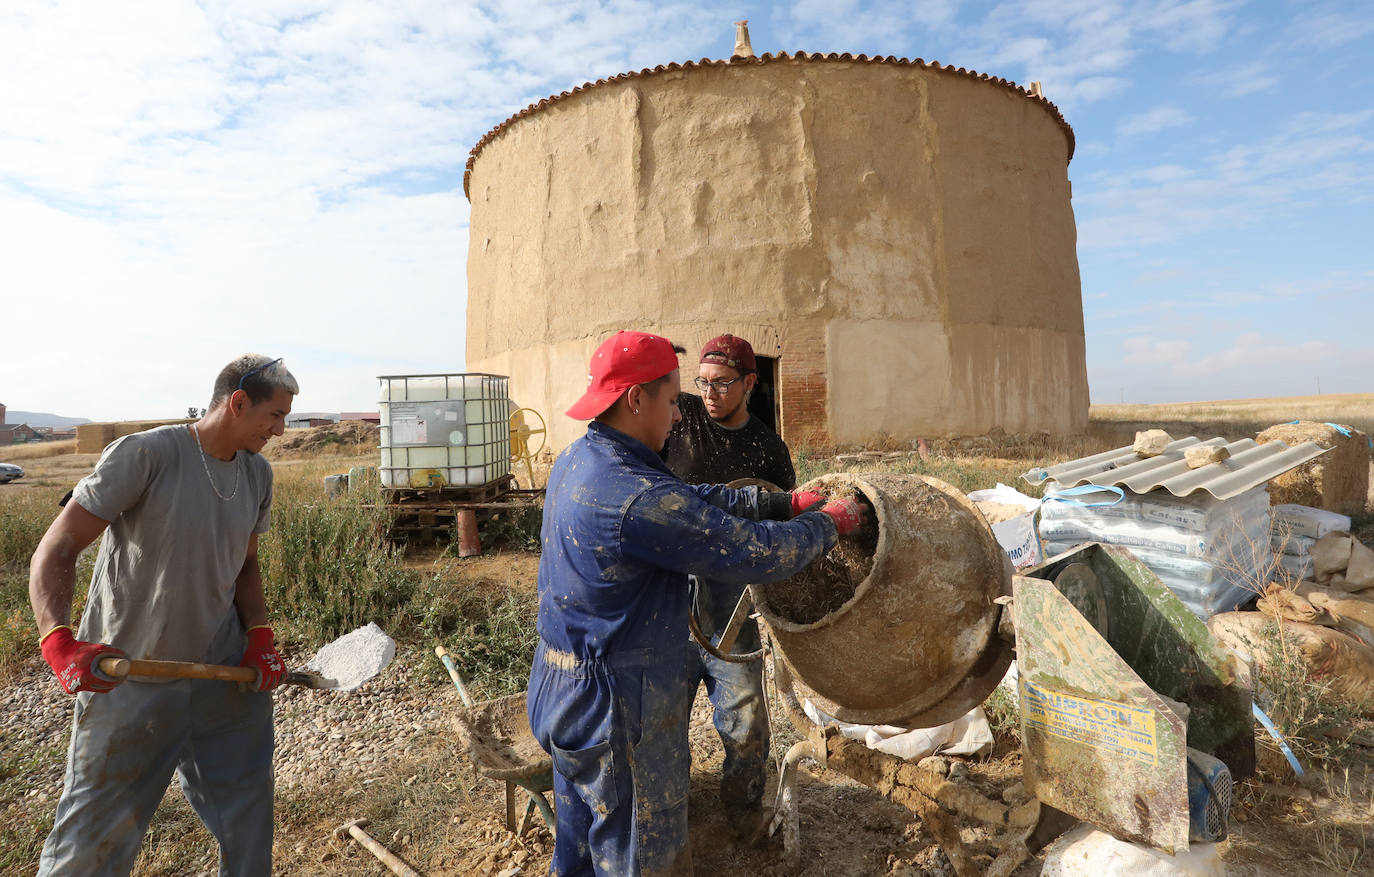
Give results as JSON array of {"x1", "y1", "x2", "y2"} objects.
[{"x1": 749, "y1": 355, "x2": 779, "y2": 432}]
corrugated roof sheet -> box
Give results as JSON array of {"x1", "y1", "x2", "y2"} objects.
[
  {"x1": 464, "y1": 51, "x2": 1076, "y2": 199},
  {"x1": 1021, "y1": 436, "x2": 1329, "y2": 501}
]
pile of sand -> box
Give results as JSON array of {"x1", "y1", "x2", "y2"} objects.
[{"x1": 262, "y1": 421, "x2": 380, "y2": 460}]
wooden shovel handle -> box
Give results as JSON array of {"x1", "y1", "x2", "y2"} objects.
[
  {"x1": 98, "y1": 657, "x2": 325, "y2": 688},
  {"x1": 99, "y1": 656, "x2": 259, "y2": 683}
]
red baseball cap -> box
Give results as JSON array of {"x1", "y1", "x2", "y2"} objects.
[
  {"x1": 700, "y1": 334, "x2": 756, "y2": 372},
  {"x1": 566, "y1": 331, "x2": 681, "y2": 419}
]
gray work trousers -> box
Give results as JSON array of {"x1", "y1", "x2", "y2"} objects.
[{"x1": 38, "y1": 676, "x2": 274, "y2": 877}]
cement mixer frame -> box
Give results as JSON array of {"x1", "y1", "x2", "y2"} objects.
[{"x1": 729, "y1": 540, "x2": 1254, "y2": 876}]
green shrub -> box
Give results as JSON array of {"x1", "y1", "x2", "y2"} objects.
[
  {"x1": 470, "y1": 507, "x2": 542, "y2": 554},
  {"x1": 423, "y1": 587, "x2": 539, "y2": 699},
  {"x1": 1249, "y1": 618, "x2": 1366, "y2": 769},
  {"x1": 0, "y1": 487, "x2": 94, "y2": 680},
  {"x1": 0, "y1": 488, "x2": 63, "y2": 570},
  {"x1": 258, "y1": 478, "x2": 422, "y2": 645}
]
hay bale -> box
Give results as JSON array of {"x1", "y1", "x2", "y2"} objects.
[
  {"x1": 75, "y1": 423, "x2": 116, "y2": 454},
  {"x1": 75, "y1": 420, "x2": 192, "y2": 454},
  {"x1": 1257, "y1": 421, "x2": 1369, "y2": 516}
]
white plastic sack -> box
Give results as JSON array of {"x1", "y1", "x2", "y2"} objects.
[
  {"x1": 1042, "y1": 825, "x2": 1224, "y2": 876},
  {"x1": 1137, "y1": 485, "x2": 1268, "y2": 532},
  {"x1": 968, "y1": 483, "x2": 1043, "y2": 570},
  {"x1": 1040, "y1": 488, "x2": 1141, "y2": 523},
  {"x1": 1272, "y1": 504, "x2": 1352, "y2": 540},
  {"x1": 1041, "y1": 484, "x2": 1268, "y2": 533},
  {"x1": 1270, "y1": 530, "x2": 1317, "y2": 556},
  {"x1": 802, "y1": 701, "x2": 993, "y2": 760},
  {"x1": 1039, "y1": 513, "x2": 1270, "y2": 560},
  {"x1": 1278, "y1": 552, "x2": 1315, "y2": 582}
]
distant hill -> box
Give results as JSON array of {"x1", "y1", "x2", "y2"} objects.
[{"x1": 3, "y1": 411, "x2": 92, "y2": 428}]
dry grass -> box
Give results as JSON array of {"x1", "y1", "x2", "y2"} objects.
[
  {"x1": 1091, "y1": 394, "x2": 1374, "y2": 445},
  {"x1": 0, "y1": 440, "x2": 77, "y2": 461},
  {"x1": 262, "y1": 422, "x2": 379, "y2": 461}
]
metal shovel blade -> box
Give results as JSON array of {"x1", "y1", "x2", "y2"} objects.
[{"x1": 303, "y1": 622, "x2": 396, "y2": 691}]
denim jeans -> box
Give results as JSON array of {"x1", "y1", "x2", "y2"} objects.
[{"x1": 690, "y1": 577, "x2": 770, "y2": 809}]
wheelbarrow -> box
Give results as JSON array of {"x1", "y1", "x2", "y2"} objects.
[{"x1": 435, "y1": 646, "x2": 556, "y2": 837}]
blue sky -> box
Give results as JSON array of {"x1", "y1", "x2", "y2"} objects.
[{"x1": 1, "y1": 0, "x2": 1371, "y2": 422}]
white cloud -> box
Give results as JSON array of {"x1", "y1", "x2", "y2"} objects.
[
  {"x1": 1140, "y1": 0, "x2": 1247, "y2": 54},
  {"x1": 1077, "y1": 109, "x2": 1374, "y2": 250},
  {"x1": 1290, "y1": 9, "x2": 1374, "y2": 49},
  {"x1": 1198, "y1": 60, "x2": 1279, "y2": 97},
  {"x1": 0, "y1": 0, "x2": 734, "y2": 419},
  {"x1": 1, "y1": 1, "x2": 1371, "y2": 415},
  {"x1": 1092, "y1": 332, "x2": 1374, "y2": 402},
  {"x1": 779, "y1": 0, "x2": 961, "y2": 51},
  {"x1": 1123, "y1": 336, "x2": 1193, "y2": 363},
  {"x1": 1117, "y1": 104, "x2": 1192, "y2": 137}
]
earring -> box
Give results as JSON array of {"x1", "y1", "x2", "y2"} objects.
[{"x1": 632, "y1": 408, "x2": 640, "y2": 415}]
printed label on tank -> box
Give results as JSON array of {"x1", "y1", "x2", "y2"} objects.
[
  {"x1": 1020, "y1": 679, "x2": 1158, "y2": 766},
  {"x1": 389, "y1": 404, "x2": 426, "y2": 445}
]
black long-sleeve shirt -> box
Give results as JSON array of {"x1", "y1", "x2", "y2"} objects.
[{"x1": 661, "y1": 394, "x2": 796, "y2": 490}]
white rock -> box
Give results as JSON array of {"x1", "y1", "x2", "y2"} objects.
[
  {"x1": 1041, "y1": 825, "x2": 1224, "y2": 877},
  {"x1": 1184, "y1": 445, "x2": 1230, "y2": 469},
  {"x1": 1134, "y1": 430, "x2": 1173, "y2": 457}
]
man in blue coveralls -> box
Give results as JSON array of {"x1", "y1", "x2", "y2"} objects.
[{"x1": 528, "y1": 330, "x2": 864, "y2": 876}]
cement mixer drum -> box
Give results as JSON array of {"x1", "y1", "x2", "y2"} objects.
[{"x1": 754, "y1": 472, "x2": 1013, "y2": 727}]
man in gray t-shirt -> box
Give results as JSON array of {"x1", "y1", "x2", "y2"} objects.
[{"x1": 29, "y1": 354, "x2": 297, "y2": 877}]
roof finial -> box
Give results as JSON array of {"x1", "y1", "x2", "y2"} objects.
[{"x1": 733, "y1": 20, "x2": 754, "y2": 59}]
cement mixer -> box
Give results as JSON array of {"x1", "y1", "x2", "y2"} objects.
[{"x1": 752, "y1": 472, "x2": 1014, "y2": 728}]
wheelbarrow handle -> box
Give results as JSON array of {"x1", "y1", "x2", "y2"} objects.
[{"x1": 433, "y1": 645, "x2": 475, "y2": 707}]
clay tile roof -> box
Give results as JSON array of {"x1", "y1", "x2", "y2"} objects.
[{"x1": 463, "y1": 53, "x2": 1075, "y2": 199}]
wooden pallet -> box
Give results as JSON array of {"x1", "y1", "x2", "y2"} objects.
[
  {"x1": 382, "y1": 474, "x2": 514, "y2": 506},
  {"x1": 379, "y1": 487, "x2": 544, "y2": 543}
]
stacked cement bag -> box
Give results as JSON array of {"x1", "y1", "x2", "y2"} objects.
[
  {"x1": 1039, "y1": 484, "x2": 1272, "y2": 618},
  {"x1": 1269, "y1": 504, "x2": 1351, "y2": 583}
]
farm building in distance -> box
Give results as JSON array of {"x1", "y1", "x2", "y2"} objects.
[
  {"x1": 463, "y1": 44, "x2": 1088, "y2": 450},
  {"x1": 0, "y1": 423, "x2": 38, "y2": 445}
]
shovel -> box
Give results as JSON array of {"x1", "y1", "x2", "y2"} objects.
[{"x1": 96, "y1": 622, "x2": 397, "y2": 691}]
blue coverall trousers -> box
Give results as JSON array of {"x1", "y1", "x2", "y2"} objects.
[
  {"x1": 528, "y1": 640, "x2": 696, "y2": 877},
  {"x1": 690, "y1": 577, "x2": 770, "y2": 809},
  {"x1": 37, "y1": 676, "x2": 274, "y2": 877}
]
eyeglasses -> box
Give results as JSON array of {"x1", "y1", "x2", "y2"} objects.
[
  {"x1": 693, "y1": 375, "x2": 744, "y2": 395},
  {"x1": 237, "y1": 357, "x2": 283, "y2": 393}
]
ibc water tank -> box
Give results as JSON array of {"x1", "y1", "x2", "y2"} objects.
[{"x1": 378, "y1": 373, "x2": 511, "y2": 489}]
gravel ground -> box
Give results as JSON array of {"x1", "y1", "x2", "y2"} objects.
[{"x1": 1, "y1": 645, "x2": 450, "y2": 807}]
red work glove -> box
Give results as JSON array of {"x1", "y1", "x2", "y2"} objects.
[
  {"x1": 789, "y1": 490, "x2": 827, "y2": 516},
  {"x1": 240, "y1": 626, "x2": 286, "y2": 691},
  {"x1": 820, "y1": 497, "x2": 866, "y2": 537},
  {"x1": 40, "y1": 626, "x2": 125, "y2": 694}
]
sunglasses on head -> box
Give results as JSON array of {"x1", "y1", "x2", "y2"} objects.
[{"x1": 237, "y1": 357, "x2": 283, "y2": 394}]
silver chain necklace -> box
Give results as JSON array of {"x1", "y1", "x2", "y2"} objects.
[{"x1": 192, "y1": 423, "x2": 240, "y2": 501}]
